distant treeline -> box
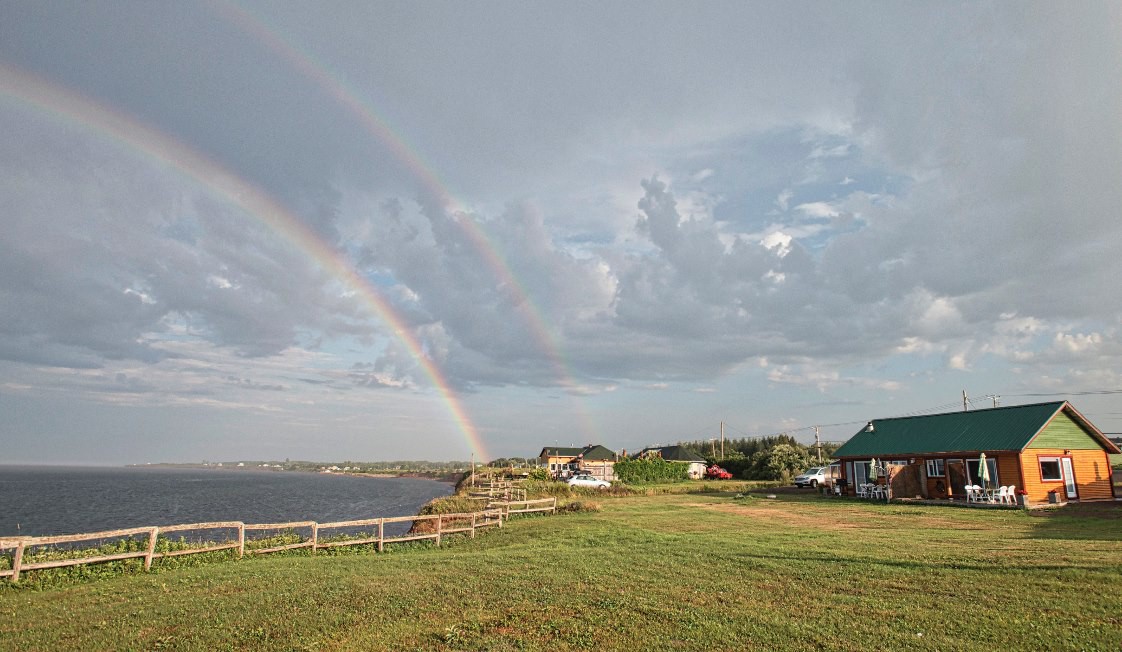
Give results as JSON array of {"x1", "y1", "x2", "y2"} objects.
[{"x1": 673, "y1": 435, "x2": 841, "y2": 482}]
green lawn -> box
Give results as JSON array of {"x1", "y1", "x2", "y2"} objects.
[{"x1": 2, "y1": 492, "x2": 1120, "y2": 651}]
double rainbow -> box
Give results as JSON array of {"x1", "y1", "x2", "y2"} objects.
[{"x1": 0, "y1": 63, "x2": 491, "y2": 461}]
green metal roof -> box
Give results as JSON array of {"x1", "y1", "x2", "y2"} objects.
[
  {"x1": 638, "y1": 445, "x2": 706, "y2": 462},
  {"x1": 833, "y1": 401, "x2": 1069, "y2": 458}
]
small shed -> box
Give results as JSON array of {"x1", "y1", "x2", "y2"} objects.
[
  {"x1": 833, "y1": 401, "x2": 1119, "y2": 503},
  {"x1": 636, "y1": 445, "x2": 708, "y2": 479}
]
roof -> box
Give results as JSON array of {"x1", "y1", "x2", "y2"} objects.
[
  {"x1": 539, "y1": 445, "x2": 617, "y2": 461},
  {"x1": 578, "y1": 444, "x2": 617, "y2": 461},
  {"x1": 539, "y1": 447, "x2": 585, "y2": 458},
  {"x1": 833, "y1": 401, "x2": 1120, "y2": 458},
  {"x1": 637, "y1": 445, "x2": 706, "y2": 462}
]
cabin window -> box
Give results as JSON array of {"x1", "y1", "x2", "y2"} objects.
[
  {"x1": 1039, "y1": 458, "x2": 1062, "y2": 482},
  {"x1": 926, "y1": 459, "x2": 945, "y2": 477}
]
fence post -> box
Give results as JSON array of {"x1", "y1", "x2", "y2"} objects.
[
  {"x1": 237, "y1": 523, "x2": 245, "y2": 559},
  {"x1": 311, "y1": 523, "x2": 319, "y2": 553},
  {"x1": 435, "y1": 515, "x2": 442, "y2": 547},
  {"x1": 11, "y1": 540, "x2": 24, "y2": 583},
  {"x1": 470, "y1": 512, "x2": 476, "y2": 539},
  {"x1": 551, "y1": 497, "x2": 557, "y2": 514},
  {"x1": 144, "y1": 527, "x2": 159, "y2": 571},
  {"x1": 377, "y1": 518, "x2": 384, "y2": 553}
]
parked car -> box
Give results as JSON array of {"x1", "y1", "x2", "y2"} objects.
[
  {"x1": 706, "y1": 465, "x2": 733, "y2": 480},
  {"x1": 794, "y1": 464, "x2": 840, "y2": 488},
  {"x1": 567, "y1": 474, "x2": 610, "y2": 489}
]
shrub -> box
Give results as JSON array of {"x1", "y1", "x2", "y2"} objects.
[
  {"x1": 559, "y1": 500, "x2": 601, "y2": 513},
  {"x1": 613, "y1": 457, "x2": 689, "y2": 484}
]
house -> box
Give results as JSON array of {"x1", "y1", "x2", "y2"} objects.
[
  {"x1": 636, "y1": 445, "x2": 708, "y2": 479},
  {"x1": 538, "y1": 444, "x2": 618, "y2": 481},
  {"x1": 832, "y1": 401, "x2": 1120, "y2": 503}
]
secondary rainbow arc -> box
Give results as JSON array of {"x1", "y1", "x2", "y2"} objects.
[
  {"x1": 216, "y1": 1, "x2": 600, "y2": 441},
  {"x1": 0, "y1": 62, "x2": 490, "y2": 461}
]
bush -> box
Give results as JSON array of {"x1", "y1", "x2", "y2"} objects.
[
  {"x1": 559, "y1": 500, "x2": 601, "y2": 513},
  {"x1": 613, "y1": 457, "x2": 689, "y2": 484}
]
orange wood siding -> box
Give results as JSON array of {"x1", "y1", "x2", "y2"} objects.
[
  {"x1": 1072, "y1": 449, "x2": 1115, "y2": 500},
  {"x1": 1019, "y1": 448, "x2": 1116, "y2": 502},
  {"x1": 995, "y1": 454, "x2": 1022, "y2": 492}
]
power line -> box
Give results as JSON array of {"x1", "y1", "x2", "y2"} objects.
[{"x1": 709, "y1": 389, "x2": 1121, "y2": 446}]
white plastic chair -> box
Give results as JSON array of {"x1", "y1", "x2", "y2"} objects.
[{"x1": 856, "y1": 483, "x2": 869, "y2": 498}]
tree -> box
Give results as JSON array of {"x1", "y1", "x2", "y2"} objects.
[{"x1": 750, "y1": 443, "x2": 811, "y2": 481}]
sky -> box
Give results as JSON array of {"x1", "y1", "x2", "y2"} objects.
[{"x1": 2, "y1": 1, "x2": 1120, "y2": 465}]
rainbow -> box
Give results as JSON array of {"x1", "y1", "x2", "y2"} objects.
[
  {"x1": 213, "y1": 1, "x2": 600, "y2": 443},
  {"x1": 0, "y1": 62, "x2": 490, "y2": 461}
]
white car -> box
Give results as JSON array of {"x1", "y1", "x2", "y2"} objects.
[
  {"x1": 794, "y1": 464, "x2": 839, "y2": 488},
  {"x1": 567, "y1": 474, "x2": 610, "y2": 489}
]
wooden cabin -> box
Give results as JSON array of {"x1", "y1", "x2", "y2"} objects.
[{"x1": 833, "y1": 401, "x2": 1119, "y2": 503}]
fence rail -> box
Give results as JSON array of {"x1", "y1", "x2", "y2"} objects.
[
  {"x1": 486, "y1": 497, "x2": 558, "y2": 519},
  {"x1": 0, "y1": 499, "x2": 554, "y2": 583}
]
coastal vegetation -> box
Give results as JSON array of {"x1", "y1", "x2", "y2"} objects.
[
  {"x1": 3, "y1": 490, "x2": 1119, "y2": 650},
  {"x1": 674, "y1": 434, "x2": 841, "y2": 482}
]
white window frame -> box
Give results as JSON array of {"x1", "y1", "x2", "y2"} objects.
[
  {"x1": 926, "y1": 459, "x2": 945, "y2": 477},
  {"x1": 1039, "y1": 457, "x2": 1062, "y2": 482}
]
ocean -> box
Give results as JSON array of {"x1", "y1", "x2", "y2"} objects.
[{"x1": 0, "y1": 465, "x2": 453, "y2": 538}]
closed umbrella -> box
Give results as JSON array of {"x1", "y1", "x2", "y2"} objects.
[
  {"x1": 977, "y1": 452, "x2": 990, "y2": 493},
  {"x1": 868, "y1": 459, "x2": 878, "y2": 482}
]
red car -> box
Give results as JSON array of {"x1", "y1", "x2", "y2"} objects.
[{"x1": 706, "y1": 465, "x2": 733, "y2": 480}]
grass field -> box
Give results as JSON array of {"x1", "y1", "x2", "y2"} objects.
[{"x1": 2, "y1": 491, "x2": 1120, "y2": 651}]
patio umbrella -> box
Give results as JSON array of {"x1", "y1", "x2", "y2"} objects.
[
  {"x1": 977, "y1": 452, "x2": 989, "y2": 490},
  {"x1": 868, "y1": 459, "x2": 878, "y2": 482}
]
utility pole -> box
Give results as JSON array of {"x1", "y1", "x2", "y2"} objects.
[
  {"x1": 720, "y1": 421, "x2": 725, "y2": 459},
  {"x1": 814, "y1": 426, "x2": 822, "y2": 463},
  {"x1": 963, "y1": 389, "x2": 969, "y2": 412},
  {"x1": 988, "y1": 394, "x2": 1000, "y2": 408}
]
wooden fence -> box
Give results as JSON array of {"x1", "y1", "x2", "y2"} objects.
[
  {"x1": 486, "y1": 497, "x2": 557, "y2": 519},
  {"x1": 0, "y1": 499, "x2": 555, "y2": 584}
]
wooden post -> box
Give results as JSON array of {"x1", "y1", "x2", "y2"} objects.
[
  {"x1": 11, "y1": 541, "x2": 24, "y2": 583},
  {"x1": 435, "y1": 515, "x2": 442, "y2": 547},
  {"x1": 470, "y1": 512, "x2": 476, "y2": 538},
  {"x1": 237, "y1": 523, "x2": 245, "y2": 559},
  {"x1": 311, "y1": 523, "x2": 319, "y2": 553},
  {"x1": 377, "y1": 518, "x2": 384, "y2": 552},
  {"x1": 144, "y1": 527, "x2": 159, "y2": 571}
]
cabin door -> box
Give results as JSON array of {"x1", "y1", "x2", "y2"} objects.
[
  {"x1": 1061, "y1": 457, "x2": 1078, "y2": 499},
  {"x1": 946, "y1": 459, "x2": 967, "y2": 498}
]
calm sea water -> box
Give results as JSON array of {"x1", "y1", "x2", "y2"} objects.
[{"x1": 0, "y1": 466, "x2": 453, "y2": 537}]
